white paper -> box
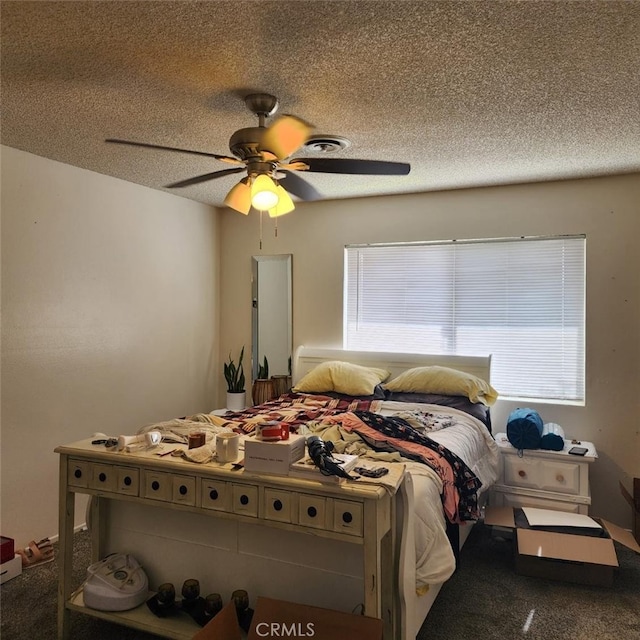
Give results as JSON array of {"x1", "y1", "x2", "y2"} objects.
[{"x1": 522, "y1": 507, "x2": 602, "y2": 529}]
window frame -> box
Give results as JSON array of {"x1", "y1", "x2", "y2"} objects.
[{"x1": 344, "y1": 235, "x2": 586, "y2": 403}]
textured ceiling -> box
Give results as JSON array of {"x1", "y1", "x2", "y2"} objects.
[{"x1": 2, "y1": 1, "x2": 639, "y2": 209}]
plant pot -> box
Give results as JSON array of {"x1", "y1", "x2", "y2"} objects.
[
  {"x1": 271, "y1": 375, "x2": 291, "y2": 398},
  {"x1": 226, "y1": 391, "x2": 246, "y2": 412},
  {"x1": 252, "y1": 379, "x2": 277, "y2": 406}
]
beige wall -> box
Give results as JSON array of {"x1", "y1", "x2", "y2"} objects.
[
  {"x1": 1, "y1": 146, "x2": 220, "y2": 544},
  {"x1": 2, "y1": 146, "x2": 637, "y2": 543},
  {"x1": 220, "y1": 173, "x2": 640, "y2": 528}
]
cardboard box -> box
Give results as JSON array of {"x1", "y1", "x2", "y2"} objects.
[
  {"x1": 244, "y1": 434, "x2": 305, "y2": 475},
  {"x1": 620, "y1": 478, "x2": 640, "y2": 544},
  {"x1": 192, "y1": 596, "x2": 383, "y2": 640},
  {"x1": 0, "y1": 555, "x2": 23, "y2": 584},
  {"x1": 485, "y1": 506, "x2": 640, "y2": 587}
]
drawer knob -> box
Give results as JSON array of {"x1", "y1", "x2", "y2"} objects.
[
  {"x1": 151, "y1": 480, "x2": 160, "y2": 491},
  {"x1": 123, "y1": 476, "x2": 132, "y2": 486},
  {"x1": 209, "y1": 489, "x2": 219, "y2": 501},
  {"x1": 342, "y1": 511, "x2": 353, "y2": 524},
  {"x1": 556, "y1": 474, "x2": 565, "y2": 483},
  {"x1": 518, "y1": 470, "x2": 526, "y2": 478},
  {"x1": 179, "y1": 485, "x2": 188, "y2": 496},
  {"x1": 98, "y1": 472, "x2": 107, "y2": 482},
  {"x1": 274, "y1": 499, "x2": 283, "y2": 511},
  {"x1": 307, "y1": 506, "x2": 317, "y2": 518},
  {"x1": 240, "y1": 494, "x2": 249, "y2": 506},
  {"x1": 74, "y1": 469, "x2": 83, "y2": 479}
]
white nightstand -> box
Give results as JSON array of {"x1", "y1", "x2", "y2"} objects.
[{"x1": 489, "y1": 432, "x2": 597, "y2": 514}]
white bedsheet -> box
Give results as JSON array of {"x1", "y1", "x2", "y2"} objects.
[{"x1": 379, "y1": 401, "x2": 500, "y2": 589}]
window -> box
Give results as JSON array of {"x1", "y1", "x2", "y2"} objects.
[{"x1": 344, "y1": 236, "x2": 585, "y2": 402}]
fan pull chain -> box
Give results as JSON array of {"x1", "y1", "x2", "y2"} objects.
[
  {"x1": 259, "y1": 209, "x2": 263, "y2": 250},
  {"x1": 274, "y1": 216, "x2": 278, "y2": 238}
]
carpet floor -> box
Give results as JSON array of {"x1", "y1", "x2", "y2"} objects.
[{"x1": 1, "y1": 523, "x2": 638, "y2": 640}]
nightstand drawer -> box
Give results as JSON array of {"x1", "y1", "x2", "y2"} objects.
[
  {"x1": 493, "y1": 490, "x2": 583, "y2": 514},
  {"x1": 503, "y1": 457, "x2": 580, "y2": 494},
  {"x1": 538, "y1": 460, "x2": 581, "y2": 494}
]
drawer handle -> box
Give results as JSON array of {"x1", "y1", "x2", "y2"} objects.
[
  {"x1": 240, "y1": 494, "x2": 249, "y2": 506},
  {"x1": 123, "y1": 476, "x2": 132, "y2": 486},
  {"x1": 74, "y1": 469, "x2": 83, "y2": 479},
  {"x1": 556, "y1": 474, "x2": 565, "y2": 483},
  {"x1": 307, "y1": 506, "x2": 317, "y2": 518},
  {"x1": 273, "y1": 499, "x2": 283, "y2": 511},
  {"x1": 179, "y1": 485, "x2": 188, "y2": 496},
  {"x1": 518, "y1": 470, "x2": 526, "y2": 478},
  {"x1": 151, "y1": 480, "x2": 160, "y2": 491},
  {"x1": 98, "y1": 472, "x2": 107, "y2": 483},
  {"x1": 342, "y1": 511, "x2": 353, "y2": 524},
  {"x1": 209, "y1": 489, "x2": 219, "y2": 501}
]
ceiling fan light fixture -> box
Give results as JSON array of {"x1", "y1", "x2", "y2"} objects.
[
  {"x1": 251, "y1": 174, "x2": 279, "y2": 210},
  {"x1": 268, "y1": 186, "x2": 295, "y2": 217},
  {"x1": 224, "y1": 179, "x2": 252, "y2": 214}
]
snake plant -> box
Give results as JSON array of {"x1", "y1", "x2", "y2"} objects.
[{"x1": 224, "y1": 346, "x2": 245, "y2": 393}]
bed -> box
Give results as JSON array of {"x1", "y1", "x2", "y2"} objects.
[
  {"x1": 175, "y1": 346, "x2": 500, "y2": 638},
  {"x1": 294, "y1": 347, "x2": 500, "y2": 638},
  {"x1": 113, "y1": 346, "x2": 499, "y2": 638}
]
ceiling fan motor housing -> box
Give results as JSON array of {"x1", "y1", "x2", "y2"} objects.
[{"x1": 229, "y1": 127, "x2": 265, "y2": 161}]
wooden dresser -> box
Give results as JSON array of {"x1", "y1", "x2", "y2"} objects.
[{"x1": 55, "y1": 438, "x2": 403, "y2": 639}]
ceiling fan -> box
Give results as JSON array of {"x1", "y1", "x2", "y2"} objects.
[{"x1": 106, "y1": 93, "x2": 410, "y2": 216}]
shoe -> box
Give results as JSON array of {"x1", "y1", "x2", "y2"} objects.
[{"x1": 16, "y1": 538, "x2": 54, "y2": 569}]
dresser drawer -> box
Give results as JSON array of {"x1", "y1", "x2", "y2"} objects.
[
  {"x1": 333, "y1": 500, "x2": 363, "y2": 536},
  {"x1": 68, "y1": 460, "x2": 90, "y2": 488},
  {"x1": 264, "y1": 488, "x2": 293, "y2": 523},
  {"x1": 172, "y1": 475, "x2": 197, "y2": 506},
  {"x1": 142, "y1": 470, "x2": 172, "y2": 501},
  {"x1": 90, "y1": 463, "x2": 118, "y2": 492},
  {"x1": 298, "y1": 494, "x2": 326, "y2": 530},
  {"x1": 200, "y1": 479, "x2": 230, "y2": 512},
  {"x1": 116, "y1": 466, "x2": 139, "y2": 496},
  {"x1": 503, "y1": 456, "x2": 581, "y2": 494},
  {"x1": 231, "y1": 483, "x2": 258, "y2": 517}
]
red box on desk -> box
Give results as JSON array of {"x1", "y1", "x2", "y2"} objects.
[{"x1": 1, "y1": 536, "x2": 15, "y2": 564}]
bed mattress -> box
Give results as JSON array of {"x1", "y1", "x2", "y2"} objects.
[{"x1": 378, "y1": 402, "x2": 499, "y2": 587}]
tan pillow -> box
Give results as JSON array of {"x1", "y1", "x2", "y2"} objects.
[
  {"x1": 293, "y1": 361, "x2": 390, "y2": 396},
  {"x1": 383, "y1": 365, "x2": 498, "y2": 406}
]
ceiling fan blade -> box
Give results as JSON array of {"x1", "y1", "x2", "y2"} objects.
[
  {"x1": 279, "y1": 171, "x2": 322, "y2": 201},
  {"x1": 260, "y1": 115, "x2": 313, "y2": 160},
  {"x1": 291, "y1": 157, "x2": 411, "y2": 175},
  {"x1": 106, "y1": 139, "x2": 243, "y2": 165},
  {"x1": 165, "y1": 167, "x2": 244, "y2": 189}
]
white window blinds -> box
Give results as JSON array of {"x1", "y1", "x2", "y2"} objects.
[{"x1": 344, "y1": 236, "x2": 585, "y2": 401}]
